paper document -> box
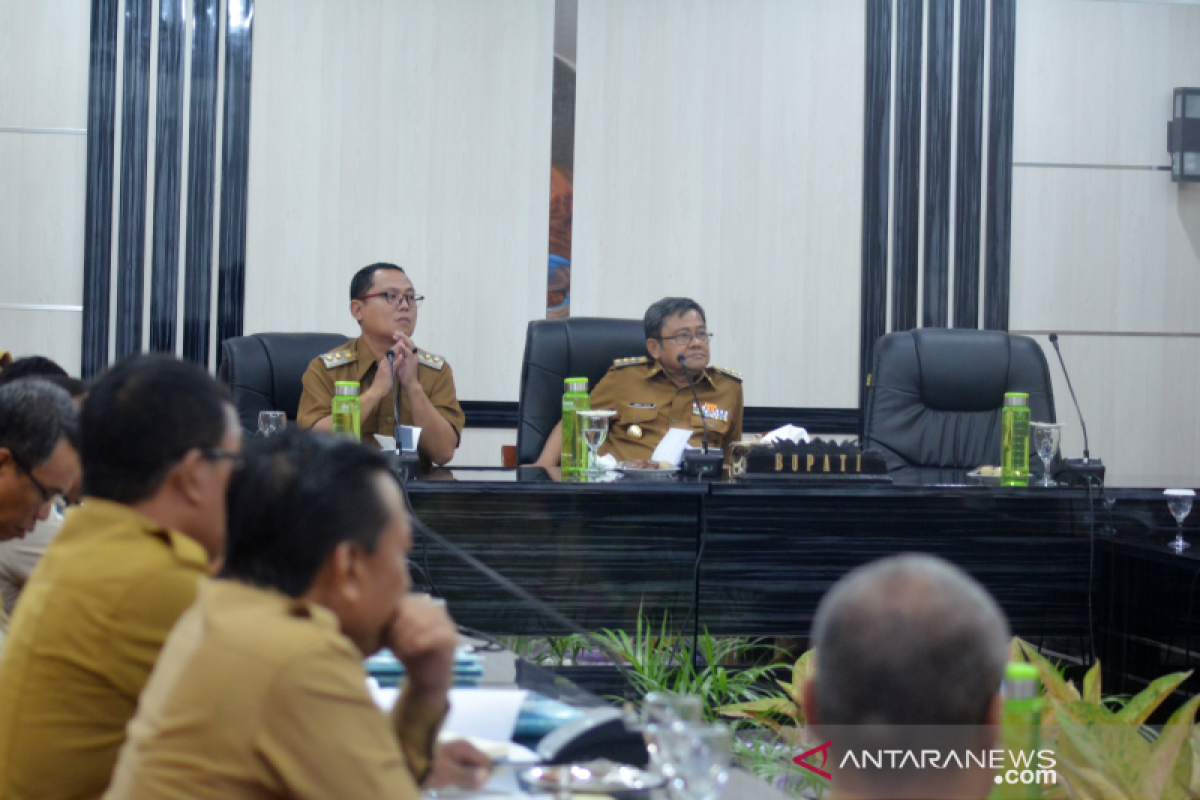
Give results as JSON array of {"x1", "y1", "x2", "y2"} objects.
[
  {"x1": 651, "y1": 428, "x2": 693, "y2": 465},
  {"x1": 367, "y1": 684, "x2": 527, "y2": 745},
  {"x1": 373, "y1": 426, "x2": 421, "y2": 453}
]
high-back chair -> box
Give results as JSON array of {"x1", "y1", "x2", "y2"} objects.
[{"x1": 217, "y1": 332, "x2": 347, "y2": 434}]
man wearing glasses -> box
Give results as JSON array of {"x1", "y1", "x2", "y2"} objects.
[
  {"x1": 0, "y1": 380, "x2": 79, "y2": 650},
  {"x1": 535, "y1": 297, "x2": 744, "y2": 467},
  {"x1": 297, "y1": 263, "x2": 463, "y2": 467}
]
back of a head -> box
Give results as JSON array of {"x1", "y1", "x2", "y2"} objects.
[
  {"x1": 81, "y1": 354, "x2": 232, "y2": 504},
  {"x1": 0, "y1": 356, "x2": 69, "y2": 386},
  {"x1": 0, "y1": 380, "x2": 80, "y2": 467},
  {"x1": 221, "y1": 430, "x2": 397, "y2": 597},
  {"x1": 813, "y1": 554, "x2": 1009, "y2": 728}
]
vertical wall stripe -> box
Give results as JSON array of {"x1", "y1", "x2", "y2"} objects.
[
  {"x1": 216, "y1": 0, "x2": 254, "y2": 352},
  {"x1": 82, "y1": 0, "x2": 121, "y2": 378},
  {"x1": 984, "y1": 0, "x2": 1015, "y2": 331},
  {"x1": 183, "y1": 0, "x2": 220, "y2": 366},
  {"x1": 952, "y1": 0, "x2": 985, "y2": 329},
  {"x1": 890, "y1": 0, "x2": 923, "y2": 333},
  {"x1": 921, "y1": 0, "x2": 952, "y2": 328},
  {"x1": 859, "y1": 0, "x2": 893, "y2": 415},
  {"x1": 149, "y1": 0, "x2": 187, "y2": 353},
  {"x1": 114, "y1": 0, "x2": 152, "y2": 359}
]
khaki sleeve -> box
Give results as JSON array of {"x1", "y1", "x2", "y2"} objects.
[
  {"x1": 425, "y1": 363, "x2": 465, "y2": 445},
  {"x1": 256, "y1": 645, "x2": 436, "y2": 800},
  {"x1": 722, "y1": 382, "x2": 745, "y2": 463},
  {"x1": 296, "y1": 358, "x2": 335, "y2": 429},
  {"x1": 392, "y1": 681, "x2": 450, "y2": 783}
]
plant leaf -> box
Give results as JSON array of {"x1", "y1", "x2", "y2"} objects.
[
  {"x1": 1082, "y1": 660, "x2": 1103, "y2": 705},
  {"x1": 717, "y1": 697, "x2": 797, "y2": 720},
  {"x1": 1010, "y1": 636, "x2": 1027, "y2": 664},
  {"x1": 1114, "y1": 671, "x2": 1193, "y2": 727},
  {"x1": 1018, "y1": 639, "x2": 1082, "y2": 701},
  {"x1": 1137, "y1": 694, "x2": 1200, "y2": 799},
  {"x1": 1056, "y1": 712, "x2": 1147, "y2": 798}
]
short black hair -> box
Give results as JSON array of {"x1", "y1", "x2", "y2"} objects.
[
  {"x1": 36, "y1": 374, "x2": 88, "y2": 399},
  {"x1": 812, "y1": 554, "x2": 1009, "y2": 728},
  {"x1": 0, "y1": 380, "x2": 80, "y2": 468},
  {"x1": 350, "y1": 262, "x2": 406, "y2": 302},
  {"x1": 221, "y1": 430, "x2": 399, "y2": 597},
  {"x1": 644, "y1": 297, "x2": 706, "y2": 340},
  {"x1": 81, "y1": 354, "x2": 233, "y2": 503},
  {"x1": 0, "y1": 356, "x2": 69, "y2": 386}
]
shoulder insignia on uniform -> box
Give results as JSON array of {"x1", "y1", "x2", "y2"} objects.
[
  {"x1": 417, "y1": 350, "x2": 446, "y2": 371},
  {"x1": 612, "y1": 356, "x2": 650, "y2": 368},
  {"x1": 712, "y1": 365, "x2": 743, "y2": 382},
  {"x1": 320, "y1": 349, "x2": 357, "y2": 370}
]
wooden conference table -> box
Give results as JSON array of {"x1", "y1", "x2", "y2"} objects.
[{"x1": 405, "y1": 466, "x2": 1200, "y2": 699}]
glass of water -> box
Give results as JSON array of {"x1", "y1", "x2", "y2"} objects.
[
  {"x1": 1165, "y1": 489, "x2": 1194, "y2": 554},
  {"x1": 663, "y1": 722, "x2": 732, "y2": 800},
  {"x1": 577, "y1": 410, "x2": 616, "y2": 476},
  {"x1": 641, "y1": 693, "x2": 703, "y2": 779},
  {"x1": 1030, "y1": 422, "x2": 1062, "y2": 487},
  {"x1": 258, "y1": 410, "x2": 286, "y2": 437}
]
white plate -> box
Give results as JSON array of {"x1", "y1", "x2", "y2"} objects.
[{"x1": 617, "y1": 462, "x2": 679, "y2": 477}]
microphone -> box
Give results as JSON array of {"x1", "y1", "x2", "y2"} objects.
[
  {"x1": 676, "y1": 354, "x2": 723, "y2": 479},
  {"x1": 385, "y1": 350, "x2": 419, "y2": 480},
  {"x1": 1047, "y1": 334, "x2": 1105, "y2": 486}
]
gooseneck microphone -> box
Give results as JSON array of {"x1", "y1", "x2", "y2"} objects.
[
  {"x1": 677, "y1": 353, "x2": 711, "y2": 454},
  {"x1": 1048, "y1": 333, "x2": 1090, "y2": 463},
  {"x1": 385, "y1": 350, "x2": 404, "y2": 451}
]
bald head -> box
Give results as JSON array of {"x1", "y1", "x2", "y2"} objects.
[{"x1": 812, "y1": 554, "x2": 1009, "y2": 728}]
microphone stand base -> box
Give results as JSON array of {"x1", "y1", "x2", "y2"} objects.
[
  {"x1": 1052, "y1": 458, "x2": 1106, "y2": 488},
  {"x1": 680, "y1": 451, "x2": 724, "y2": 480},
  {"x1": 387, "y1": 450, "x2": 421, "y2": 481}
]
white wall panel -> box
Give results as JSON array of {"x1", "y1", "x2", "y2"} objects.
[
  {"x1": 1011, "y1": 170, "x2": 1200, "y2": 334},
  {"x1": 1027, "y1": 333, "x2": 1200, "y2": 483},
  {"x1": 0, "y1": 309, "x2": 83, "y2": 375},
  {"x1": 571, "y1": 0, "x2": 865, "y2": 409},
  {"x1": 0, "y1": 0, "x2": 90, "y2": 129},
  {"x1": 243, "y1": 0, "x2": 555, "y2": 402},
  {"x1": 1014, "y1": 0, "x2": 1200, "y2": 166}
]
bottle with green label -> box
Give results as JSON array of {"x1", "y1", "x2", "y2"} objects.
[
  {"x1": 1001, "y1": 392, "x2": 1031, "y2": 487},
  {"x1": 992, "y1": 662, "x2": 1043, "y2": 799},
  {"x1": 331, "y1": 381, "x2": 362, "y2": 440},
  {"x1": 560, "y1": 378, "x2": 590, "y2": 473}
]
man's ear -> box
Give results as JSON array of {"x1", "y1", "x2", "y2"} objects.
[
  {"x1": 170, "y1": 449, "x2": 208, "y2": 504},
  {"x1": 802, "y1": 677, "x2": 819, "y2": 727},
  {"x1": 981, "y1": 691, "x2": 1002, "y2": 749},
  {"x1": 331, "y1": 541, "x2": 365, "y2": 604},
  {"x1": 646, "y1": 338, "x2": 662, "y2": 361},
  {"x1": 350, "y1": 299, "x2": 365, "y2": 325},
  {"x1": 0, "y1": 447, "x2": 14, "y2": 470}
]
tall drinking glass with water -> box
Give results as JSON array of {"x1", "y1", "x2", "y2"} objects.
[
  {"x1": 1165, "y1": 489, "x2": 1194, "y2": 553},
  {"x1": 1030, "y1": 422, "x2": 1062, "y2": 487}
]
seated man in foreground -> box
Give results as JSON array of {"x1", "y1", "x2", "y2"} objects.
[
  {"x1": 534, "y1": 297, "x2": 744, "y2": 467},
  {"x1": 297, "y1": 262, "x2": 464, "y2": 467},
  {"x1": 802, "y1": 554, "x2": 1010, "y2": 800},
  {"x1": 106, "y1": 431, "x2": 489, "y2": 798},
  {"x1": 0, "y1": 355, "x2": 240, "y2": 798}
]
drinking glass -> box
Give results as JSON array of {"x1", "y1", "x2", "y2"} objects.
[
  {"x1": 258, "y1": 410, "x2": 286, "y2": 437},
  {"x1": 642, "y1": 693, "x2": 703, "y2": 778},
  {"x1": 664, "y1": 722, "x2": 732, "y2": 800},
  {"x1": 1030, "y1": 422, "x2": 1062, "y2": 487},
  {"x1": 577, "y1": 410, "x2": 616, "y2": 476},
  {"x1": 1165, "y1": 489, "x2": 1194, "y2": 554}
]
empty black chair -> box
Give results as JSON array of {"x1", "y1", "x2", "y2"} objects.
[
  {"x1": 217, "y1": 332, "x2": 347, "y2": 434},
  {"x1": 863, "y1": 328, "x2": 1056, "y2": 470},
  {"x1": 515, "y1": 317, "x2": 648, "y2": 465}
]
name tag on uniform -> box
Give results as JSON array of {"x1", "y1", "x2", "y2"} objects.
[
  {"x1": 692, "y1": 402, "x2": 729, "y2": 423},
  {"x1": 628, "y1": 402, "x2": 656, "y2": 409}
]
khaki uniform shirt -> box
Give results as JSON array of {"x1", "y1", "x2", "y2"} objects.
[
  {"x1": 0, "y1": 499, "x2": 209, "y2": 800},
  {"x1": 589, "y1": 358, "x2": 744, "y2": 463},
  {"x1": 296, "y1": 336, "x2": 465, "y2": 467},
  {"x1": 104, "y1": 580, "x2": 445, "y2": 800}
]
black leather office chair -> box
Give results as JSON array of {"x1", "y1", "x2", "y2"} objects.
[
  {"x1": 515, "y1": 318, "x2": 648, "y2": 464},
  {"x1": 863, "y1": 328, "x2": 1056, "y2": 470},
  {"x1": 217, "y1": 332, "x2": 348, "y2": 434}
]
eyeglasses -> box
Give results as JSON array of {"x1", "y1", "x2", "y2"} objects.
[
  {"x1": 13, "y1": 458, "x2": 68, "y2": 516},
  {"x1": 360, "y1": 291, "x2": 424, "y2": 308},
  {"x1": 658, "y1": 330, "x2": 714, "y2": 346},
  {"x1": 200, "y1": 448, "x2": 244, "y2": 466}
]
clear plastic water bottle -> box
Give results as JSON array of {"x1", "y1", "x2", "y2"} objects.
[
  {"x1": 1001, "y1": 392, "x2": 1031, "y2": 487},
  {"x1": 331, "y1": 381, "x2": 361, "y2": 440},
  {"x1": 560, "y1": 378, "x2": 589, "y2": 472}
]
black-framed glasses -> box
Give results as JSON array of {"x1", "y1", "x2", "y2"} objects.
[
  {"x1": 13, "y1": 457, "x2": 68, "y2": 515},
  {"x1": 359, "y1": 291, "x2": 424, "y2": 308},
  {"x1": 200, "y1": 448, "x2": 244, "y2": 467},
  {"x1": 658, "y1": 330, "x2": 714, "y2": 346}
]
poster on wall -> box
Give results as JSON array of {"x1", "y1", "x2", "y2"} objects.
[{"x1": 547, "y1": 0, "x2": 577, "y2": 318}]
